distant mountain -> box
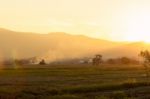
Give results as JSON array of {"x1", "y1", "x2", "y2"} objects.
[{"x1": 0, "y1": 28, "x2": 149, "y2": 62}]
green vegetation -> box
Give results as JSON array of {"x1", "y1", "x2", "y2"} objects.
[{"x1": 0, "y1": 64, "x2": 150, "y2": 99}]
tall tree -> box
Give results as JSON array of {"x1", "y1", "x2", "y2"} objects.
[{"x1": 139, "y1": 50, "x2": 150, "y2": 77}]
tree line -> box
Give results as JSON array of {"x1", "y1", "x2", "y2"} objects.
[{"x1": 1, "y1": 50, "x2": 150, "y2": 66}]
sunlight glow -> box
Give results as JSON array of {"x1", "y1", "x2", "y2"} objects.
[{"x1": 0, "y1": 0, "x2": 150, "y2": 42}]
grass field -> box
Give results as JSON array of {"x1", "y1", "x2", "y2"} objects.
[{"x1": 0, "y1": 64, "x2": 150, "y2": 99}]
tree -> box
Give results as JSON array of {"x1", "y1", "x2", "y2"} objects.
[
  {"x1": 92, "y1": 54, "x2": 102, "y2": 65},
  {"x1": 139, "y1": 50, "x2": 150, "y2": 77},
  {"x1": 106, "y1": 57, "x2": 139, "y2": 65},
  {"x1": 120, "y1": 57, "x2": 131, "y2": 64},
  {"x1": 140, "y1": 50, "x2": 150, "y2": 63},
  {"x1": 39, "y1": 59, "x2": 46, "y2": 65}
]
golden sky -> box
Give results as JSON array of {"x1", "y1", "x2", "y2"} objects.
[{"x1": 0, "y1": 0, "x2": 150, "y2": 42}]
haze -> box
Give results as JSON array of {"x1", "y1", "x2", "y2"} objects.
[
  {"x1": 0, "y1": 28, "x2": 149, "y2": 62},
  {"x1": 0, "y1": 0, "x2": 150, "y2": 42}
]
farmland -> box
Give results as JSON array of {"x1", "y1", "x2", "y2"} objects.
[{"x1": 0, "y1": 64, "x2": 150, "y2": 99}]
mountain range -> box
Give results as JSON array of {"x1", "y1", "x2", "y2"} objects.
[{"x1": 0, "y1": 28, "x2": 149, "y2": 62}]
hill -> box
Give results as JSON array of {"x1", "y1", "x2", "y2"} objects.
[{"x1": 0, "y1": 28, "x2": 149, "y2": 62}]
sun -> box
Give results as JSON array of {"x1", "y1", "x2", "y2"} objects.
[
  {"x1": 118, "y1": 6, "x2": 150, "y2": 43},
  {"x1": 124, "y1": 28, "x2": 150, "y2": 43},
  {"x1": 143, "y1": 39, "x2": 150, "y2": 43},
  {"x1": 124, "y1": 32, "x2": 150, "y2": 43}
]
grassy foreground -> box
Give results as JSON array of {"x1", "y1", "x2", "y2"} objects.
[{"x1": 0, "y1": 64, "x2": 150, "y2": 99}]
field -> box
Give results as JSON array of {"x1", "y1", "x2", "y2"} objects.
[{"x1": 0, "y1": 64, "x2": 150, "y2": 99}]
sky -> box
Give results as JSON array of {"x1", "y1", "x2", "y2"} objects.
[{"x1": 0, "y1": 0, "x2": 150, "y2": 42}]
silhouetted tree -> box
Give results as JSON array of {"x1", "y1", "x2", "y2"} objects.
[
  {"x1": 106, "y1": 57, "x2": 139, "y2": 65},
  {"x1": 92, "y1": 54, "x2": 102, "y2": 65},
  {"x1": 39, "y1": 59, "x2": 46, "y2": 65},
  {"x1": 140, "y1": 50, "x2": 150, "y2": 63},
  {"x1": 139, "y1": 50, "x2": 150, "y2": 77}
]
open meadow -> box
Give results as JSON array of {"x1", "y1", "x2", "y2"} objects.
[
  {"x1": 0, "y1": 64, "x2": 149, "y2": 99},
  {"x1": 2, "y1": 0, "x2": 150, "y2": 98}
]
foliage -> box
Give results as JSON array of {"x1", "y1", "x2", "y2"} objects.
[
  {"x1": 140, "y1": 50, "x2": 150, "y2": 63},
  {"x1": 92, "y1": 54, "x2": 103, "y2": 65},
  {"x1": 106, "y1": 57, "x2": 139, "y2": 65},
  {"x1": 39, "y1": 59, "x2": 46, "y2": 65}
]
